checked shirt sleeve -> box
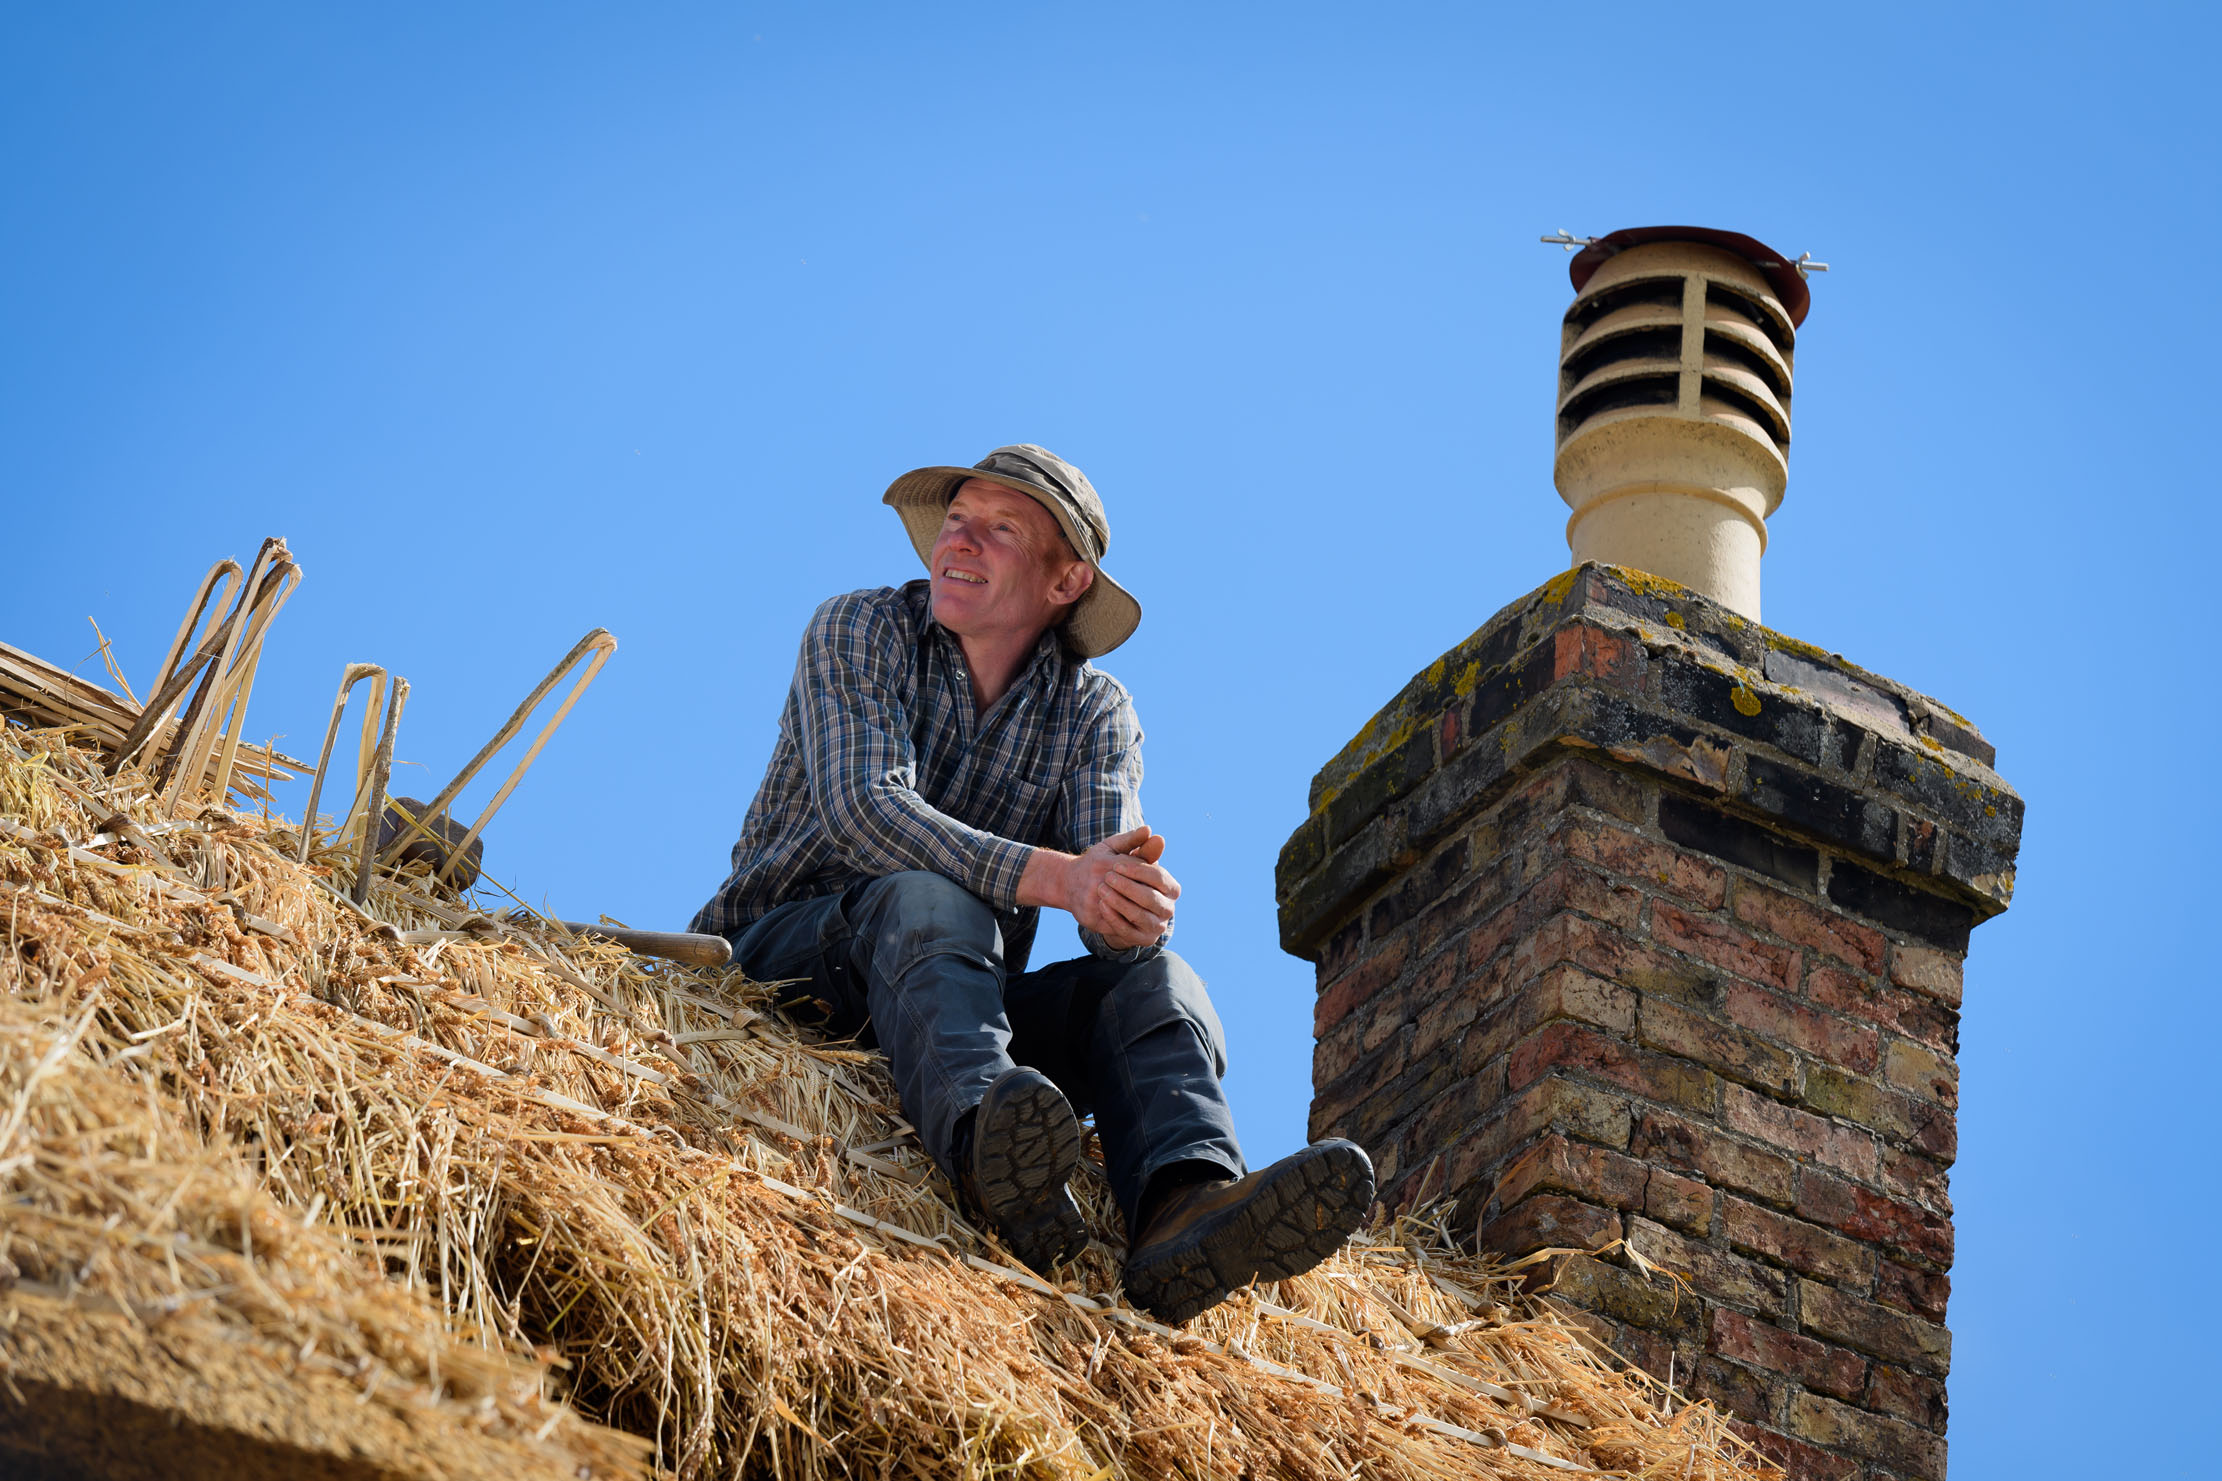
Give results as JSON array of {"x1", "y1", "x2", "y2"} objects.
[
  {"x1": 1061, "y1": 686, "x2": 1166, "y2": 963},
  {"x1": 792, "y1": 596, "x2": 1036, "y2": 908}
]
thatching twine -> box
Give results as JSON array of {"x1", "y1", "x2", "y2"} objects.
[{"x1": 0, "y1": 723, "x2": 1779, "y2": 1480}]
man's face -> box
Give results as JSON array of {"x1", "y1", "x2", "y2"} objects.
[{"x1": 928, "y1": 479, "x2": 1093, "y2": 645}]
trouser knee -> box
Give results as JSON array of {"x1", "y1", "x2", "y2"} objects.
[
  {"x1": 847, "y1": 871, "x2": 1003, "y2": 967},
  {"x1": 1105, "y1": 951, "x2": 1227, "y2": 1076}
]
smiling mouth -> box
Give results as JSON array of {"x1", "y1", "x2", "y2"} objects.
[{"x1": 940, "y1": 568, "x2": 986, "y2": 585}]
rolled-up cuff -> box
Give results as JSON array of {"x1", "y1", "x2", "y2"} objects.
[
  {"x1": 968, "y1": 836, "x2": 1036, "y2": 911},
  {"x1": 1079, "y1": 926, "x2": 1167, "y2": 963}
]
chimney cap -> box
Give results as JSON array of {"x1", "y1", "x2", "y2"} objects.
[{"x1": 1569, "y1": 226, "x2": 1812, "y2": 327}]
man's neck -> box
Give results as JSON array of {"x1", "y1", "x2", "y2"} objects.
[{"x1": 955, "y1": 627, "x2": 1046, "y2": 715}]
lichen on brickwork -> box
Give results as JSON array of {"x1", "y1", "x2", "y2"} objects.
[{"x1": 1599, "y1": 564, "x2": 1694, "y2": 602}]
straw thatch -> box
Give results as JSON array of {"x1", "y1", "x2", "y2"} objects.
[{"x1": 1, "y1": 701, "x2": 1780, "y2": 1478}]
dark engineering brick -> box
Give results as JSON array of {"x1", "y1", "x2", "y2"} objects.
[
  {"x1": 1656, "y1": 655, "x2": 1831, "y2": 765},
  {"x1": 1826, "y1": 861, "x2": 1977, "y2": 951},
  {"x1": 1657, "y1": 794, "x2": 1820, "y2": 891},
  {"x1": 1740, "y1": 756, "x2": 1897, "y2": 861}
]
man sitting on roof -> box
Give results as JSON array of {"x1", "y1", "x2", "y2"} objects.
[{"x1": 691, "y1": 445, "x2": 1373, "y2": 1322}]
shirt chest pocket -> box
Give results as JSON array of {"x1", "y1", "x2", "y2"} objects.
[{"x1": 982, "y1": 777, "x2": 1063, "y2": 848}]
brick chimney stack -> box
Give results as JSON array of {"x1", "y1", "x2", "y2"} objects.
[{"x1": 1277, "y1": 229, "x2": 2021, "y2": 1479}]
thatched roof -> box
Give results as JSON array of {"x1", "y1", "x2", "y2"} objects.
[{"x1": 0, "y1": 614, "x2": 1779, "y2": 1480}]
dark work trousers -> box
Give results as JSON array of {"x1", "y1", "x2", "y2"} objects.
[{"x1": 725, "y1": 870, "x2": 1246, "y2": 1235}]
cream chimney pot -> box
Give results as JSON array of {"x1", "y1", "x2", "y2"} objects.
[{"x1": 1552, "y1": 230, "x2": 1806, "y2": 621}]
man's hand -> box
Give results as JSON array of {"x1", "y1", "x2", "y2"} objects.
[{"x1": 1018, "y1": 825, "x2": 1180, "y2": 952}]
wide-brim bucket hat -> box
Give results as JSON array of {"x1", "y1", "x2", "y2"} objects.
[{"x1": 882, "y1": 444, "x2": 1141, "y2": 658}]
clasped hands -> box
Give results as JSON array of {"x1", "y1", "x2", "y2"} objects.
[{"x1": 1017, "y1": 824, "x2": 1179, "y2": 952}]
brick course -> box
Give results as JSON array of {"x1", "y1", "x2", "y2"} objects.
[{"x1": 1279, "y1": 566, "x2": 2021, "y2": 1480}]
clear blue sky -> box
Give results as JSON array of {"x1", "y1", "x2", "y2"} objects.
[{"x1": 3, "y1": 6, "x2": 2213, "y2": 1473}]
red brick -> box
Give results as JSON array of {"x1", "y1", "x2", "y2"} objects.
[
  {"x1": 1787, "y1": 1391, "x2": 1946, "y2": 1480},
  {"x1": 1556, "y1": 862, "x2": 1646, "y2": 929},
  {"x1": 1710, "y1": 1309, "x2": 1866, "y2": 1400},
  {"x1": 1721, "y1": 980, "x2": 1879, "y2": 1073},
  {"x1": 1492, "y1": 1133, "x2": 1651, "y2": 1213},
  {"x1": 1551, "y1": 624, "x2": 1645, "y2": 686},
  {"x1": 1311, "y1": 1024, "x2": 1377, "y2": 1094},
  {"x1": 1883, "y1": 1036, "x2": 1959, "y2": 1107},
  {"x1": 1807, "y1": 965, "x2": 1958, "y2": 1054},
  {"x1": 1544, "y1": 1251, "x2": 1702, "y2": 1338},
  {"x1": 1797, "y1": 1170, "x2": 1954, "y2": 1266},
  {"x1": 1408, "y1": 962, "x2": 1482, "y2": 1063},
  {"x1": 1688, "y1": 1354, "x2": 1778, "y2": 1424},
  {"x1": 1722, "y1": 1196, "x2": 1875, "y2": 1287},
  {"x1": 1484, "y1": 1193, "x2": 1622, "y2": 1256},
  {"x1": 1611, "y1": 1325, "x2": 1679, "y2": 1385},
  {"x1": 1317, "y1": 917, "x2": 1366, "y2": 982},
  {"x1": 1509, "y1": 1021, "x2": 1720, "y2": 1111},
  {"x1": 1730, "y1": 880, "x2": 1886, "y2": 973},
  {"x1": 1636, "y1": 997, "x2": 1798, "y2": 1096},
  {"x1": 1410, "y1": 852, "x2": 1528, "y2": 959},
  {"x1": 1310, "y1": 1041, "x2": 1413, "y2": 1141},
  {"x1": 1443, "y1": 1079, "x2": 1633, "y2": 1192},
  {"x1": 1516, "y1": 963, "x2": 1638, "y2": 1038},
  {"x1": 1632, "y1": 1111, "x2": 1797, "y2": 1205},
  {"x1": 1868, "y1": 1364, "x2": 1948, "y2": 1430},
  {"x1": 1644, "y1": 1168, "x2": 1713, "y2": 1233},
  {"x1": 1403, "y1": 940, "x2": 1469, "y2": 1014},
  {"x1": 1402, "y1": 1078, "x2": 1485, "y2": 1162},
  {"x1": 1557, "y1": 819, "x2": 1726, "y2": 909},
  {"x1": 1731, "y1": 1421, "x2": 1860, "y2": 1481},
  {"x1": 1799, "y1": 1279, "x2": 1952, "y2": 1375},
  {"x1": 1315, "y1": 937, "x2": 1410, "y2": 1033},
  {"x1": 1381, "y1": 1149, "x2": 1432, "y2": 1210},
  {"x1": 1721, "y1": 1083, "x2": 1878, "y2": 1179},
  {"x1": 1457, "y1": 993, "x2": 1528, "y2": 1078},
  {"x1": 1450, "y1": 861, "x2": 1644, "y2": 975},
  {"x1": 1877, "y1": 1146, "x2": 1952, "y2": 1212},
  {"x1": 1518, "y1": 912, "x2": 1714, "y2": 999},
  {"x1": 1802, "y1": 1064, "x2": 1956, "y2": 1160},
  {"x1": 1627, "y1": 1216, "x2": 1787, "y2": 1320},
  {"x1": 1538, "y1": 1293, "x2": 1622, "y2": 1359},
  {"x1": 1888, "y1": 944, "x2": 1964, "y2": 1006},
  {"x1": 1359, "y1": 990, "x2": 1409, "y2": 1053},
  {"x1": 1649, "y1": 902, "x2": 1800, "y2": 992},
  {"x1": 1877, "y1": 1260, "x2": 1951, "y2": 1323}
]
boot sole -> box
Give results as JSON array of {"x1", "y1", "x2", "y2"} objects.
[
  {"x1": 1124, "y1": 1140, "x2": 1373, "y2": 1325},
  {"x1": 971, "y1": 1069, "x2": 1088, "y2": 1273}
]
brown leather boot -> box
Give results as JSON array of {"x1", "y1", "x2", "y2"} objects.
[
  {"x1": 1122, "y1": 1139, "x2": 1373, "y2": 1324},
  {"x1": 957, "y1": 1067, "x2": 1089, "y2": 1276}
]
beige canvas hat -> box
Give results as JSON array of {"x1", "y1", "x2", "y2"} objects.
[{"x1": 881, "y1": 444, "x2": 1142, "y2": 658}]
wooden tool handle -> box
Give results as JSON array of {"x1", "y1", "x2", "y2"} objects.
[{"x1": 554, "y1": 920, "x2": 732, "y2": 968}]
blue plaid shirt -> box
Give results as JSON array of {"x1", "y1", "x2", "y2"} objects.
[{"x1": 691, "y1": 582, "x2": 1156, "y2": 963}]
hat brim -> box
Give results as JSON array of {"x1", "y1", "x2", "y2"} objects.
[{"x1": 882, "y1": 466, "x2": 1142, "y2": 659}]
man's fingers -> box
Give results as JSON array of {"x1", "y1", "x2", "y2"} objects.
[
  {"x1": 1102, "y1": 825, "x2": 1152, "y2": 856},
  {"x1": 1109, "y1": 856, "x2": 1180, "y2": 899},
  {"x1": 1097, "y1": 879, "x2": 1170, "y2": 938},
  {"x1": 1105, "y1": 871, "x2": 1174, "y2": 920}
]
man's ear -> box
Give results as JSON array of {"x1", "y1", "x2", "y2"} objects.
[{"x1": 1051, "y1": 561, "x2": 1096, "y2": 609}]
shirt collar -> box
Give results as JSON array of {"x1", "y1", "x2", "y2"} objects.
[{"x1": 912, "y1": 581, "x2": 1072, "y2": 693}]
